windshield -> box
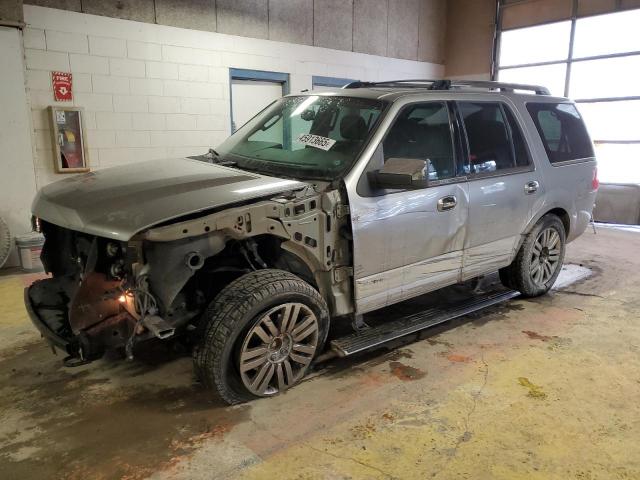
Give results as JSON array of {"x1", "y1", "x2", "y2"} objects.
[{"x1": 217, "y1": 95, "x2": 386, "y2": 180}]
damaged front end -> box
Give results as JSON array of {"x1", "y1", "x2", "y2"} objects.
[
  {"x1": 25, "y1": 157, "x2": 356, "y2": 367},
  {"x1": 26, "y1": 176, "x2": 355, "y2": 367},
  {"x1": 25, "y1": 221, "x2": 184, "y2": 365}
]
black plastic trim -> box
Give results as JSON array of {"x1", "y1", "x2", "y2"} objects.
[{"x1": 24, "y1": 286, "x2": 71, "y2": 351}]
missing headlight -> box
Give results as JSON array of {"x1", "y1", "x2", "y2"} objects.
[{"x1": 110, "y1": 259, "x2": 125, "y2": 279}]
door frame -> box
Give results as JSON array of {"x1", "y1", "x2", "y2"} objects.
[{"x1": 229, "y1": 68, "x2": 290, "y2": 133}]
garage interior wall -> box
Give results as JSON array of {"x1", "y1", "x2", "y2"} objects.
[
  {"x1": 443, "y1": 0, "x2": 496, "y2": 79},
  {"x1": 23, "y1": 0, "x2": 448, "y2": 63},
  {"x1": 0, "y1": 1, "x2": 445, "y2": 268},
  {"x1": 443, "y1": 0, "x2": 640, "y2": 78}
]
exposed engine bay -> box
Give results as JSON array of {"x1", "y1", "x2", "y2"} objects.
[{"x1": 26, "y1": 224, "x2": 167, "y2": 363}]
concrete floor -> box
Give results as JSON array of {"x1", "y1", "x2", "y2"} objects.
[{"x1": 1, "y1": 227, "x2": 639, "y2": 480}]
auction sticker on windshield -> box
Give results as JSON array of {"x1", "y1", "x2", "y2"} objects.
[{"x1": 296, "y1": 134, "x2": 336, "y2": 151}]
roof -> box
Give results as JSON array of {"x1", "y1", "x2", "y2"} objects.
[{"x1": 293, "y1": 79, "x2": 570, "y2": 103}]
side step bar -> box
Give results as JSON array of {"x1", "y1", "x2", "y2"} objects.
[{"x1": 330, "y1": 290, "x2": 520, "y2": 357}]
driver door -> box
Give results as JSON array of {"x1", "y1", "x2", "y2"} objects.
[{"x1": 346, "y1": 101, "x2": 470, "y2": 314}]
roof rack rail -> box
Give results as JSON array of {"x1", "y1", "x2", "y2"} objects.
[{"x1": 342, "y1": 79, "x2": 550, "y2": 95}]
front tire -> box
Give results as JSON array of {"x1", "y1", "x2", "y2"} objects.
[
  {"x1": 194, "y1": 269, "x2": 329, "y2": 404},
  {"x1": 500, "y1": 214, "x2": 566, "y2": 297}
]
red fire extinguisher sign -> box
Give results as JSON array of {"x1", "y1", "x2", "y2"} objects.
[{"x1": 52, "y1": 71, "x2": 73, "y2": 101}]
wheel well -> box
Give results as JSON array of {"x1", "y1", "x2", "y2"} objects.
[
  {"x1": 546, "y1": 208, "x2": 570, "y2": 236},
  {"x1": 177, "y1": 235, "x2": 336, "y2": 327},
  {"x1": 204, "y1": 235, "x2": 318, "y2": 289},
  {"x1": 518, "y1": 208, "x2": 571, "y2": 253},
  {"x1": 253, "y1": 236, "x2": 318, "y2": 289}
]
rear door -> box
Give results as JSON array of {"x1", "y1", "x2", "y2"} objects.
[
  {"x1": 346, "y1": 100, "x2": 469, "y2": 314},
  {"x1": 456, "y1": 100, "x2": 541, "y2": 280}
]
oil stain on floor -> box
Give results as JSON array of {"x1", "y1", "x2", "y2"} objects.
[{"x1": 388, "y1": 361, "x2": 426, "y2": 381}]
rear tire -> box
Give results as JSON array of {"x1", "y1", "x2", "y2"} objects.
[
  {"x1": 499, "y1": 214, "x2": 566, "y2": 297},
  {"x1": 193, "y1": 269, "x2": 329, "y2": 404}
]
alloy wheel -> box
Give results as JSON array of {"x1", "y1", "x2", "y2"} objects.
[
  {"x1": 530, "y1": 227, "x2": 561, "y2": 286},
  {"x1": 238, "y1": 302, "x2": 319, "y2": 396}
]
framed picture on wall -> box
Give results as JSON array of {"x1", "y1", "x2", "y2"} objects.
[{"x1": 48, "y1": 106, "x2": 90, "y2": 173}]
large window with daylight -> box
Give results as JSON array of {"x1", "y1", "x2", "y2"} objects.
[{"x1": 497, "y1": 8, "x2": 640, "y2": 183}]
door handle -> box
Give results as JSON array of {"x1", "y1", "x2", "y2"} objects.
[
  {"x1": 524, "y1": 181, "x2": 539, "y2": 194},
  {"x1": 437, "y1": 195, "x2": 457, "y2": 212}
]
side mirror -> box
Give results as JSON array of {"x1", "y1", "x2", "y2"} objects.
[{"x1": 369, "y1": 158, "x2": 431, "y2": 189}]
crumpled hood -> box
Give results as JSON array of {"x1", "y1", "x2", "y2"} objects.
[{"x1": 33, "y1": 157, "x2": 305, "y2": 240}]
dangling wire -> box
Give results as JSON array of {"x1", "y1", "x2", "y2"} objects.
[{"x1": 124, "y1": 275, "x2": 157, "y2": 360}]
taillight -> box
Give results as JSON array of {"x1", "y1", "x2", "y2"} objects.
[{"x1": 592, "y1": 167, "x2": 599, "y2": 190}]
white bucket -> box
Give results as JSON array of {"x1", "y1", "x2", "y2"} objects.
[{"x1": 16, "y1": 232, "x2": 45, "y2": 273}]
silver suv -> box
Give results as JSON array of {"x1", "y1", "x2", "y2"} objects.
[{"x1": 26, "y1": 79, "x2": 598, "y2": 403}]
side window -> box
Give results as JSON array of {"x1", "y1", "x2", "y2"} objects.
[
  {"x1": 382, "y1": 102, "x2": 455, "y2": 181},
  {"x1": 503, "y1": 106, "x2": 531, "y2": 167},
  {"x1": 526, "y1": 103, "x2": 594, "y2": 163},
  {"x1": 458, "y1": 102, "x2": 518, "y2": 174}
]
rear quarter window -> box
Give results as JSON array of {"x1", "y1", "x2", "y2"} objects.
[{"x1": 526, "y1": 102, "x2": 594, "y2": 163}]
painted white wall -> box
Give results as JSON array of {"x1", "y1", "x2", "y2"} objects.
[
  {"x1": 23, "y1": 5, "x2": 443, "y2": 186},
  {"x1": 0, "y1": 27, "x2": 39, "y2": 268}
]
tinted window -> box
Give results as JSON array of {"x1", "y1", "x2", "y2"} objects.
[
  {"x1": 526, "y1": 103, "x2": 594, "y2": 163},
  {"x1": 504, "y1": 106, "x2": 531, "y2": 167},
  {"x1": 459, "y1": 102, "x2": 518, "y2": 173},
  {"x1": 382, "y1": 102, "x2": 455, "y2": 181}
]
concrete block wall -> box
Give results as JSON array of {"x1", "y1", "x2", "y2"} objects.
[
  {"x1": 22, "y1": 4, "x2": 443, "y2": 189},
  {"x1": 25, "y1": 0, "x2": 448, "y2": 63}
]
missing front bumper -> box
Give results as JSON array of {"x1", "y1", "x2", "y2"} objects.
[{"x1": 25, "y1": 278, "x2": 137, "y2": 363}]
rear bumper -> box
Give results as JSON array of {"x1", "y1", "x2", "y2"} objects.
[{"x1": 24, "y1": 285, "x2": 72, "y2": 352}]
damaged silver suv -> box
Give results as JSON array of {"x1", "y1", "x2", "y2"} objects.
[{"x1": 26, "y1": 80, "x2": 598, "y2": 404}]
